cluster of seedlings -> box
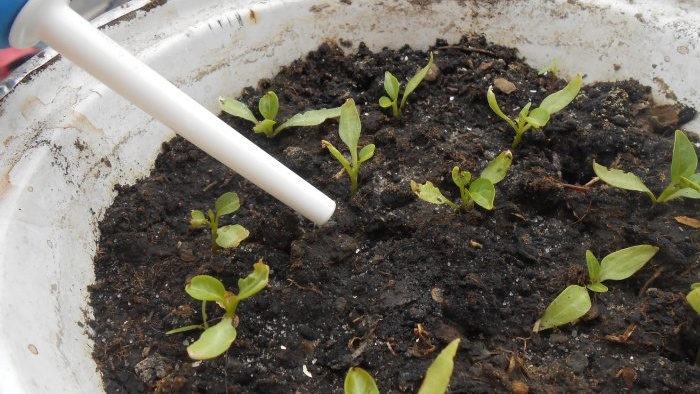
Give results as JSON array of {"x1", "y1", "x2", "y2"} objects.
[{"x1": 166, "y1": 48, "x2": 700, "y2": 391}]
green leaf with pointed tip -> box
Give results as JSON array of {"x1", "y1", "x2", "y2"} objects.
[
  {"x1": 670, "y1": 130, "x2": 698, "y2": 182},
  {"x1": 592, "y1": 161, "x2": 656, "y2": 202},
  {"x1": 539, "y1": 73, "x2": 583, "y2": 114},
  {"x1": 187, "y1": 317, "x2": 237, "y2": 360},
  {"x1": 536, "y1": 285, "x2": 591, "y2": 332},
  {"x1": 688, "y1": 287, "x2": 700, "y2": 315},
  {"x1": 411, "y1": 180, "x2": 458, "y2": 210},
  {"x1": 518, "y1": 102, "x2": 532, "y2": 119},
  {"x1": 216, "y1": 224, "x2": 249, "y2": 249},
  {"x1": 585, "y1": 250, "x2": 601, "y2": 284},
  {"x1": 586, "y1": 283, "x2": 608, "y2": 293},
  {"x1": 383, "y1": 72, "x2": 400, "y2": 102},
  {"x1": 480, "y1": 151, "x2": 513, "y2": 185},
  {"x1": 598, "y1": 245, "x2": 658, "y2": 282},
  {"x1": 339, "y1": 99, "x2": 361, "y2": 161},
  {"x1": 190, "y1": 210, "x2": 208, "y2": 228},
  {"x1": 236, "y1": 260, "x2": 270, "y2": 301},
  {"x1": 525, "y1": 107, "x2": 551, "y2": 128},
  {"x1": 401, "y1": 52, "x2": 434, "y2": 111},
  {"x1": 274, "y1": 107, "x2": 342, "y2": 136},
  {"x1": 417, "y1": 338, "x2": 460, "y2": 394},
  {"x1": 322, "y1": 140, "x2": 351, "y2": 174},
  {"x1": 487, "y1": 86, "x2": 517, "y2": 131},
  {"x1": 215, "y1": 192, "x2": 240, "y2": 216},
  {"x1": 469, "y1": 178, "x2": 496, "y2": 210},
  {"x1": 258, "y1": 91, "x2": 279, "y2": 121},
  {"x1": 658, "y1": 184, "x2": 700, "y2": 202},
  {"x1": 451, "y1": 167, "x2": 472, "y2": 189},
  {"x1": 358, "y1": 144, "x2": 375, "y2": 164},
  {"x1": 186, "y1": 275, "x2": 227, "y2": 302},
  {"x1": 344, "y1": 367, "x2": 380, "y2": 394},
  {"x1": 219, "y1": 97, "x2": 259, "y2": 124}
]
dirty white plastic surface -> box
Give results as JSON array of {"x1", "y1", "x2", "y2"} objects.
[{"x1": 0, "y1": 0, "x2": 698, "y2": 392}]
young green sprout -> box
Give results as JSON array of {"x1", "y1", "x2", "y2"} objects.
[
  {"x1": 344, "y1": 338, "x2": 460, "y2": 394},
  {"x1": 219, "y1": 91, "x2": 341, "y2": 138},
  {"x1": 487, "y1": 73, "x2": 583, "y2": 148},
  {"x1": 411, "y1": 151, "x2": 512, "y2": 211},
  {"x1": 379, "y1": 52, "x2": 435, "y2": 117},
  {"x1": 534, "y1": 245, "x2": 659, "y2": 332},
  {"x1": 538, "y1": 58, "x2": 560, "y2": 77},
  {"x1": 593, "y1": 129, "x2": 700, "y2": 204},
  {"x1": 686, "y1": 283, "x2": 700, "y2": 365},
  {"x1": 166, "y1": 260, "x2": 269, "y2": 360},
  {"x1": 322, "y1": 98, "x2": 376, "y2": 196},
  {"x1": 190, "y1": 192, "x2": 249, "y2": 253}
]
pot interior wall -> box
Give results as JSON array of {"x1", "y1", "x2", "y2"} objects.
[{"x1": 0, "y1": 0, "x2": 697, "y2": 392}]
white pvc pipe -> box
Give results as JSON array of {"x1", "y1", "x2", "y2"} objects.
[{"x1": 9, "y1": 0, "x2": 336, "y2": 225}]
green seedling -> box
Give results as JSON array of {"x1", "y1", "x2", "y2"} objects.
[
  {"x1": 411, "y1": 151, "x2": 512, "y2": 211},
  {"x1": 219, "y1": 91, "x2": 341, "y2": 138},
  {"x1": 534, "y1": 245, "x2": 659, "y2": 332},
  {"x1": 344, "y1": 338, "x2": 460, "y2": 394},
  {"x1": 379, "y1": 52, "x2": 434, "y2": 117},
  {"x1": 190, "y1": 192, "x2": 249, "y2": 253},
  {"x1": 166, "y1": 260, "x2": 269, "y2": 360},
  {"x1": 322, "y1": 98, "x2": 376, "y2": 196},
  {"x1": 593, "y1": 129, "x2": 700, "y2": 204},
  {"x1": 538, "y1": 58, "x2": 560, "y2": 76},
  {"x1": 487, "y1": 73, "x2": 583, "y2": 148},
  {"x1": 686, "y1": 283, "x2": 700, "y2": 365}
]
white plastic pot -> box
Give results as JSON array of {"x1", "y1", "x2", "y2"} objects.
[{"x1": 1, "y1": 0, "x2": 698, "y2": 392}]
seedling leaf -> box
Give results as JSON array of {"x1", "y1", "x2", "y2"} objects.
[
  {"x1": 536, "y1": 285, "x2": 591, "y2": 332},
  {"x1": 186, "y1": 275, "x2": 227, "y2": 302},
  {"x1": 236, "y1": 260, "x2": 270, "y2": 300},
  {"x1": 401, "y1": 52, "x2": 434, "y2": 111},
  {"x1": 383, "y1": 72, "x2": 400, "y2": 102},
  {"x1": 274, "y1": 107, "x2": 342, "y2": 136},
  {"x1": 670, "y1": 129, "x2": 698, "y2": 182},
  {"x1": 216, "y1": 225, "x2": 250, "y2": 249},
  {"x1": 479, "y1": 150, "x2": 513, "y2": 185},
  {"x1": 585, "y1": 250, "x2": 601, "y2": 284},
  {"x1": 186, "y1": 317, "x2": 237, "y2": 360},
  {"x1": 258, "y1": 91, "x2": 279, "y2": 120},
  {"x1": 587, "y1": 283, "x2": 609, "y2": 293},
  {"x1": 451, "y1": 167, "x2": 472, "y2": 189},
  {"x1": 469, "y1": 178, "x2": 495, "y2": 210},
  {"x1": 525, "y1": 107, "x2": 550, "y2": 128},
  {"x1": 344, "y1": 367, "x2": 380, "y2": 394},
  {"x1": 597, "y1": 245, "x2": 658, "y2": 282},
  {"x1": 253, "y1": 119, "x2": 276, "y2": 135},
  {"x1": 219, "y1": 97, "x2": 258, "y2": 124},
  {"x1": 539, "y1": 73, "x2": 583, "y2": 113},
  {"x1": 688, "y1": 286, "x2": 700, "y2": 315},
  {"x1": 592, "y1": 161, "x2": 656, "y2": 202},
  {"x1": 486, "y1": 86, "x2": 516, "y2": 130},
  {"x1": 358, "y1": 144, "x2": 376, "y2": 164},
  {"x1": 411, "y1": 180, "x2": 458, "y2": 209},
  {"x1": 215, "y1": 192, "x2": 240, "y2": 216},
  {"x1": 190, "y1": 210, "x2": 208, "y2": 228},
  {"x1": 339, "y1": 100, "x2": 361, "y2": 158},
  {"x1": 417, "y1": 338, "x2": 460, "y2": 394}
]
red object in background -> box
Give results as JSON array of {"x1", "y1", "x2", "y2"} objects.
[{"x1": 0, "y1": 47, "x2": 39, "y2": 79}]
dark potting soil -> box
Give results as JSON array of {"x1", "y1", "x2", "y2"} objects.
[{"x1": 89, "y1": 35, "x2": 700, "y2": 393}]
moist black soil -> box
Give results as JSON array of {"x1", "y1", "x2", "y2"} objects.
[{"x1": 89, "y1": 35, "x2": 700, "y2": 393}]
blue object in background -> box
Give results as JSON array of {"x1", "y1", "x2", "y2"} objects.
[{"x1": 0, "y1": 0, "x2": 28, "y2": 48}]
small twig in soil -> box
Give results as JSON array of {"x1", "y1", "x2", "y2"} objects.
[
  {"x1": 386, "y1": 340, "x2": 398, "y2": 357},
  {"x1": 286, "y1": 278, "x2": 323, "y2": 296},
  {"x1": 638, "y1": 266, "x2": 664, "y2": 296},
  {"x1": 202, "y1": 180, "x2": 218, "y2": 192},
  {"x1": 584, "y1": 177, "x2": 601, "y2": 187},
  {"x1": 435, "y1": 45, "x2": 500, "y2": 58},
  {"x1": 560, "y1": 183, "x2": 591, "y2": 193},
  {"x1": 605, "y1": 323, "x2": 637, "y2": 344}
]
